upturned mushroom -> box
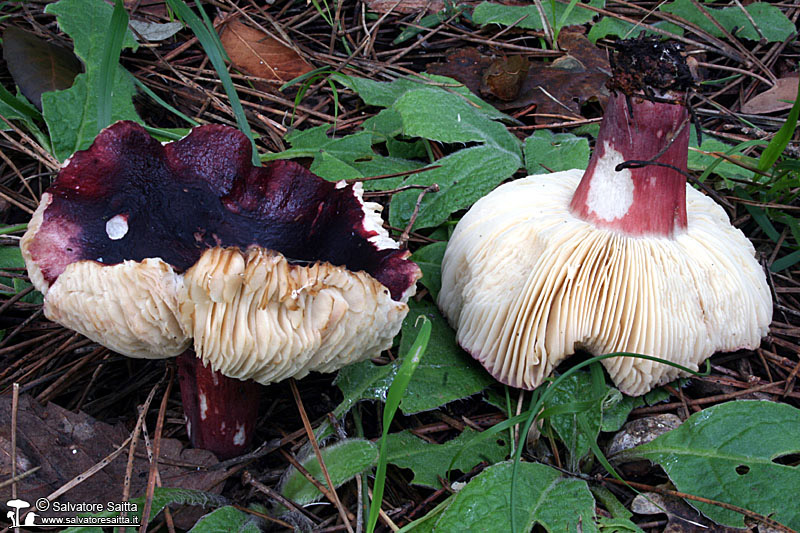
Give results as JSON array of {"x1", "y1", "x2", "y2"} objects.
[
  {"x1": 21, "y1": 121, "x2": 421, "y2": 458},
  {"x1": 438, "y1": 38, "x2": 772, "y2": 396}
]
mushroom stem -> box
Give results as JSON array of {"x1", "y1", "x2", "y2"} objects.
[
  {"x1": 176, "y1": 350, "x2": 262, "y2": 459},
  {"x1": 569, "y1": 92, "x2": 689, "y2": 237}
]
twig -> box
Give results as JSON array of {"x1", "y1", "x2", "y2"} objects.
[
  {"x1": 399, "y1": 184, "x2": 440, "y2": 246},
  {"x1": 242, "y1": 470, "x2": 321, "y2": 524},
  {"x1": 289, "y1": 379, "x2": 355, "y2": 533},
  {"x1": 139, "y1": 367, "x2": 175, "y2": 532}
]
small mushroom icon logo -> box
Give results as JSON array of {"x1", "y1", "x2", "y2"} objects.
[{"x1": 5, "y1": 499, "x2": 30, "y2": 528}]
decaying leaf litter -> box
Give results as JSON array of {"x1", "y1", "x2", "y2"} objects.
[{"x1": 0, "y1": 0, "x2": 799, "y2": 532}]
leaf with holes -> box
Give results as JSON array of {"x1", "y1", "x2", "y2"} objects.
[
  {"x1": 624, "y1": 401, "x2": 800, "y2": 530},
  {"x1": 385, "y1": 428, "x2": 510, "y2": 488},
  {"x1": 406, "y1": 462, "x2": 598, "y2": 532}
]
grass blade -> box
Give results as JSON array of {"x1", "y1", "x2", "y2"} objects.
[
  {"x1": 367, "y1": 316, "x2": 431, "y2": 533},
  {"x1": 758, "y1": 69, "x2": 800, "y2": 172},
  {"x1": 97, "y1": 0, "x2": 129, "y2": 129},
  {"x1": 164, "y1": 0, "x2": 259, "y2": 166}
]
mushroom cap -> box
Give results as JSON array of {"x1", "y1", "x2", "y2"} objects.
[
  {"x1": 438, "y1": 170, "x2": 772, "y2": 395},
  {"x1": 21, "y1": 121, "x2": 420, "y2": 383}
]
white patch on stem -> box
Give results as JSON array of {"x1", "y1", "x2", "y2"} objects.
[
  {"x1": 105, "y1": 214, "x2": 129, "y2": 240},
  {"x1": 233, "y1": 423, "x2": 246, "y2": 446},
  {"x1": 199, "y1": 392, "x2": 208, "y2": 421},
  {"x1": 585, "y1": 142, "x2": 634, "y2": 222}
]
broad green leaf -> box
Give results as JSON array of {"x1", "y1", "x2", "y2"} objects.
[
  {"x1": 43, "y1": 0, "x2": 140, "y2": 161},
  {"x1": 333, "y1": 300, "x2": 492, "y2": 416},
  {"x1": 389, "y1": 145, "x2": 521, "y2": 231},
  {"x1": 411, "y1": 241, "x2": 447, "y2": 300},
  {"x1": 393, "y1": 87, "x2": 520, "y2": 154},
  {"x1": 627, "y1": 400, "x2": 800, "y2": 530},
  {"x1": 336, "y1": 73, "x2": 508, "y2": 121},
  {"x1": 397, "y1": 300, "x2": 493, "y2": 414},
  {"x1": 660, "y1": 0, "x2": 794, "y2": 43},
  {"x1": 189, "y1": 506, "x2": 261, "y2": 533},
  {"x1": 63, "y1": 487, "x2": 227, "y2": 533},
  {"x1": 280, "y1": 439, "x2": 378, "y2": 505},
  {"x1": 350, "y1": 157, "x2": 422, "y2": 191},
  {"x1": 415, "y1": 462, "x2": 597, "y2": 533},
  {"x1": 587, "y1": 17, "x2": 683, "y2": 43},
  {"x1": 472, "y1": 1, "x2": 605, "y2": 31},
  {"x1": 524, "y1": 130, "x2": 589, "y2": 175},
  {"x1": 385, "y1": 428, "x2": 510, "y2": 488}
]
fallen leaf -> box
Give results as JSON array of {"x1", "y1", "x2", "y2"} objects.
[
  {"x1": 512, "y1": 31, "x2": 611, "y2": 116},
  {"x1": 741, "y1": 76, "x2": 799, "y2": 114},
  {"x1": 129, "y1": 19, "x2": 183, "y2": 42},
  {"x1": 0, "y1": 395, "x2": 226, "y2": 517},
  {"x1": 482, "y1": 55, "x2": 529, "y2": 101},
  {"x1": 219, "y1": 19, "x2": 313, "y2": 86},
  {"x1": 427, "y1": 32, "x2": 610, "y2": 117},
  {"x1": 2, "y1": 26, "x2": 83, "y2": 110},
  {"x1": 366, "y1": 0, "x2": 445, "y2": 15},
  {"x1": 606, "y1": 414, "x2": 683, "y2": 458},
  {"x1": 632, "y1": 492, "x2": 743, "y2": 533}
]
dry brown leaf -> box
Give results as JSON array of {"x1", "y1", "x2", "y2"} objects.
[
  {"x1": 219, "y1": 19, "x2": 313, "y2": 86},
  {"x1": 0, "y1": 394, "x2": 226, "y2": 516},
  {"x1": 366, "y1": 0, "x2": 445, "y2": 15},
  {"x1": 742, "y1": 76, "x2": 799, "y2": 114},
  {"x1": 427, "y1": 32, "x2": 610, "y2": 118}
]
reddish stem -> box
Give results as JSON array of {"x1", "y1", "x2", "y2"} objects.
[
  {"x1": 570, "y1": 92, "x2": 689, "y2": 237},
  {"x1": 176, "y1": 350, "x2": 262, "y2": 459}
]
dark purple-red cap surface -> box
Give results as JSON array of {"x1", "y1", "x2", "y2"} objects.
[{"x1": 26, "y1": 121, "x2": 419, "y2": 301}]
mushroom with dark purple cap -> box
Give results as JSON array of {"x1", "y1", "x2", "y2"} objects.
[
  {"x1": 438, "y1": 38, "x2": 772, "y2": 396},
  {"x1": 21, "y1": 121, "x2": 421, "y2": 458}
]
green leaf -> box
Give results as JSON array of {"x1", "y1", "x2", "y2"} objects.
[
  {"x1": 688, "y1": 129, "x2": 753, "y2": 182},
  {"x1": 472, "y1": 1, "x2": 605, "y2": 31},
  {"x1": 42, "y1": 0, "x2": 140, "y2": 161},
  {"x1": 627, "y1": 400, "x2": 800, "y2": 530},
  {"x1": 62, "y1": 487, "x2": 227, "y2": 533},
  {"x1": 660, "y1": 0, "x2": 795, "y2": 42},
  {"x1": 280, "y1": 439, "x2": 378, "y2": 505},
  {"x1": 416, "y1": 462, "x2": 598, "y2": 533},
  {"x1": 397, "y1": 300, "x2": 494, "y2": 414},
  {"x1": 587, "y1": 17, "x2": 683, "y2": 43},
  {"x1": 524, "y1": 130, "x2": 589, "y2": 175},
  {"x1": 189, "y1": 506, "x2": 261, "y2": 533},
  {"x1": 392, "y1": 87, "x2": 520, "y2": 154},
  {"x1": 385, "y1": 428, "x2": 510, "y2": 488},
  {"x1": 333, "y1": 300, "x2": 492, "y2": 417},
  {"x1": 389, "y1": 145, "x2": 521, "y2": 231},
  {"x1": 336, "y1": 74, "x2": 508, "y2": 121},
  {"x1": 411, "y1": 241, "x2": 447, "y2": 300}
]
